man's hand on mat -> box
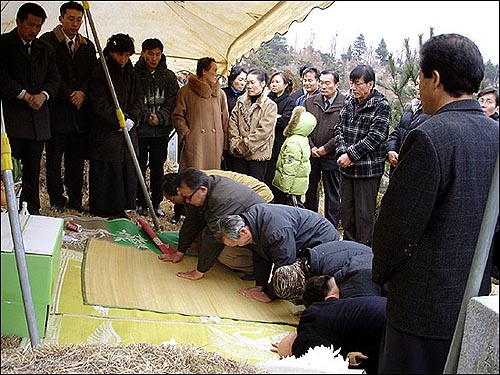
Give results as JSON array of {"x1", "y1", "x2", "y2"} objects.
[
  {"x1": 238, "y1": 286, "x2": 272, "y2": 303},
  {"x1": 158, "y1": 250, "x2": 184, "y2": 263},
  {"x1": 271, "y1": 332, "x2": 297, "y2": 358},
  {"x1": 176, "y1": 269, "x2": 204, "y2": 280}
]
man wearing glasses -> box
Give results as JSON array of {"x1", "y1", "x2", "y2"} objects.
[
  {"x1": 335, "y1": 64, "x2": 391, "y2": 247},
  {"x1": 158, "y1": 167, "x2": 265, "y2": 281}
]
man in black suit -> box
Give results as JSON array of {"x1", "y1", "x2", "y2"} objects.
[
  {"x1": 40, "y1": 1, "x2": 97, "y2": 213},
  {"x1": 372, "y1": 33, "x2": 499, "y2": 374},
  {"x1": 0, "y1": 2, "x2": 60, "y2": 215}
]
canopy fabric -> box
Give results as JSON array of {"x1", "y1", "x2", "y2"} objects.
[{"x1": 1, "y1": 1, "x2": 334, "y2": 75}]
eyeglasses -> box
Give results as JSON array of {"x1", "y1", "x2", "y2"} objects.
[
  {"x1": 183, "y1": 187, "x2": 200, "y2": 202},
  {"x1": 478, "y1": 97, "x2": 495, "y2": 105}
]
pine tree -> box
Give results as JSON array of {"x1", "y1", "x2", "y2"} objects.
[
  {"x1": 375, "y1": 38, "x2": 389, "y2": 63},
  {"x1": 352, "y1": 34, "x2": 367, "y2": 60}
]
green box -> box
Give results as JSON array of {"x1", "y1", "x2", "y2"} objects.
[
  {"x1": 1, "y1": 300, "x2": 49, "y2": 338},
  {"x1": 1, "y1": 214, "x2": 63, "y2": 305}
]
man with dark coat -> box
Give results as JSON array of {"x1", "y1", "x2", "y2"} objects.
[
  {"x1": 385, "y1": 83, "x2": 430, "y2": 177},
  {"x1": 0, "y1": 2, "x2": 60, "y2": 215},
  {"x1": 272, "y1": 291, "x2": 386, "y2": 374},
  {"x1": 372, "y1": 33, "x2": 499, "y2": 374},
  {"x1": 215, "y1": 203, "x2": 339, "y2": 302},
  {"x1": 86, "y1": 33, "x2": 144, "y2": 218},
  {"x1": 304, "y1": 70, "x2": 346, "y2": 228},
  {"x1": 40, "y1": 1, "x2": 97, "y2": 213},
  {"x1": 134, "y1": 38, "x2": 179, "y2": 218},
  {"x1": 158, "y1": 167, "x2": 265, "y2": 280}
]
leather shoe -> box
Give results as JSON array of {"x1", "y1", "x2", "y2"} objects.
[
  {"x1": 136, "y1": 206, "x2": 148, "y2": 216},
  {"x1": 51, "y1": 203, "x2": 65, "y2": 212},
  {"x1": 67, "y1": 201, "x2": 85, "y2": 213},
  {"x1": 170, "y1": 212, "x2": 180, "y2": 224},
  {"x1": 154, "y1": 206, "x2": 165, "y2": 217}
]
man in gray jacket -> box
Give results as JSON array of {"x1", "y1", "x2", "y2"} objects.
[{"x1": 158, "y1": 167, "x2": 265, "y2": 280}]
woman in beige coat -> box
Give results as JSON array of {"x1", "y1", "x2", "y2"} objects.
[
  {"x1": 173, "y1": 57, "x2": 229, "y2": 172},
  {"x1": 228, "y1": 67, "x2": 277, "y2": 182}
]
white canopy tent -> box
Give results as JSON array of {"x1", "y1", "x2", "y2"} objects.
[{"x1": 1, "y1": 1, "x2": 334, "y2": 75}]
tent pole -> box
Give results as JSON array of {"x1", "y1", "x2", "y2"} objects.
[
  {"x1": 82, "y1": 1, "x2": 161, "y2": 230},
  {"x1": 1, "y1": 101, "x2": 40, "y2": 347},
  {"x1": 443, "y1": 152, "x2": 499, "y2": 374}
]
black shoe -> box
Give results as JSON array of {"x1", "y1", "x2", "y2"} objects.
[
  {"x1": 51, "y1": 196, "x2": 68, "y2": 212},
  {"x1": 66, "y1": 201, "x2": 85, "y2": 213},
  {"x1": 108, "y1": 211, "x2": 129, "y2": 220},
  {"x1": 154, "y1": 205, "x2": 165, "y2": 217},
  {"x1": 170, "y1": 213, "x2": 180, "y2": 224},
  {"x1": 137, "y1": 206, "x2": 148, "y2": 216}
]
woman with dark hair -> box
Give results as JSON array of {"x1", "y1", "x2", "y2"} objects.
[
  {"x1": 87, "y1": 33, "x2": 144, "y2": 219},
  {"x1": 264, "y1": 70, "x2": 295, "y2": 195},
  {"x1": 221, "y1": 64, "x2": 247, "y2": 171},
  {"x1": 228, "y1": 67, "x2": 277, "y2": 182}
]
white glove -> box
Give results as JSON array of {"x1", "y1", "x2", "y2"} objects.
[{"x1": 124, "y1": 118, "x2": 135, "y2": 132}]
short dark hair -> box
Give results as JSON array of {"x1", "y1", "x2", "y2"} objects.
[
  {"x1": 247, "y1": 67, "x2": 269, "y2": 85},
  {"x1": 141, "y1": 38, "x2": 163, "y2": 53},
  {"x1": 196, "y1": 57, "x2": 216, "y2": 78},
  {"x1": 177, "y1": 167, "x2": 209, "y2": 190},
  {"x1": 478, "y1": 86, "x2": 499, "y2": 106},
  {"x1": 228, "y1": 64, "x2": 248, "y2": 85},
  {"x1": 350, "y1": 64, "x2": 375, "y2": 84},
  {"x1": 270, "y1": 70, "x2": 292, "y2": 94},
  {"x1": 302, "y1": 67, "x2": 320, "y2": 80},
  {"x1": 160, "y1": 173, "x2": 179, "y2": 197},
  {"x1": 299, "y1": 65, "x2": 309, "y2": 77},
  {"x1": 302, "y1": 275, "x2": 334, "y2": 308},
  {"x1": 320, "y1": 70, "x2": 340, "y2": 84},
  {"x1": 420, "y1": 33, "x2": 484, "y2": 97},
  {"x1": 16, "y1": 2, "x2": 47, "y2": 22},
  {"x1": 105, "y1": 33, "x2": 135, "y2": 55},
  {"x1": 60, "y1": 1, "x2": 84, "y2": 17}
]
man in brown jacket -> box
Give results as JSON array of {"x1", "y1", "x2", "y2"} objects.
[{"x1": 304, "y1": 70, "x2": 346, "y2": 228}]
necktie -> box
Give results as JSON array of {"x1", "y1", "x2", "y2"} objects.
[
  {"x1": 324, "y1": 99, "x2": 330, "y2": 110},
  {"x1": 68, "y1": 40, "x2": 74, "y2": 58},
  {"x1": 24, "y1": 42, "x2": 31, "y2": 55}
]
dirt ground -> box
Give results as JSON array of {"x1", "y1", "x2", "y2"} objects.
[{"x1": 32, "y1": 155, "x2": 183, "y2": 232}]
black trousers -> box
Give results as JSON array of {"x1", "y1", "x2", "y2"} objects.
[
  {"x1": 340, "y1": 175, "x2": 381, "y2": 246},
  {"x1": 136, "y1": 136, "x2": 168, "y2": 208},
  {"x1": 378, "y1": 320, "x2": 451, "y2": 374},
  {"x1": 9, "y1": 137, "x2": 45, "y2": 214},
  {"x1": 45, "y1": 132, "x2": 87, "y2": 207},
  {"x1": 232, "y1": 157, "x2": 268, "y2": 183},
  {"x1": 304, "y1": 158, "x2": 341, "y2": 228},
  {"x1": 89, "y1": 159, "x2": 137, "y2": 216}
]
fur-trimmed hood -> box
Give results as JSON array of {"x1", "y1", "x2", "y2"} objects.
[
  {"x1": 187, "y1": 74, "x2": 221, "y2": 98},
  {"x1": 284, "y1": 106, "x2": 316, "y2": 137}
]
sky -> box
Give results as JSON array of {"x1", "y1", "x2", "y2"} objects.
[{"x1": 285, "y1": 1, "x2": 499, "y2": 64}]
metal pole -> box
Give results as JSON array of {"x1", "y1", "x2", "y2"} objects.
[
  {"x1": 443, "y1": 152, "x2": 499, "y2": 374},
  {"x1": 82, "y1": 1, "x2": 161, "y2": 230},
  {"x1": 0, "y1": 101, "x2": 40, "y2": 347}
]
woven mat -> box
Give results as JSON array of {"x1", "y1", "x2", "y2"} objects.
[
  {"x1": 42, "y1": 248, "x2": 295, "y2": 364},
  {"x1": 82, "y1": 238, "x2": 300, "y2": 325}
]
